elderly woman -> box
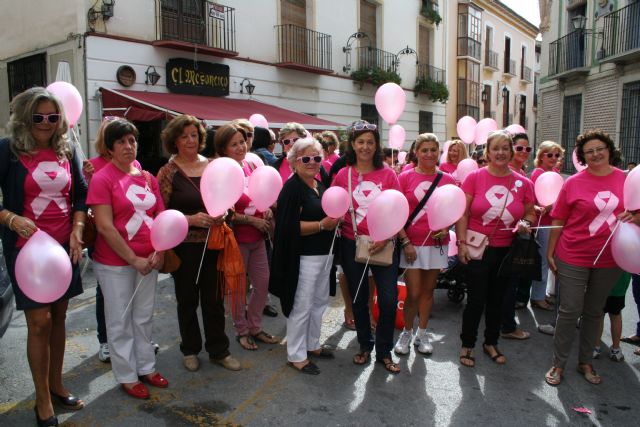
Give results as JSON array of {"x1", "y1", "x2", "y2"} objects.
[
  {"x1": 88, "y1": 119, "x2": 167, "y2": 399},
  {"x1": 156, "y1": 115, "x2": 240, "y2": 372},
  {"x1": 0, "y1": 87, "x2": 87, "y2": 426},
  {"x1": 332, "y1": 121, "x2": 402, "y2": 373},
  {"x1": 273, "y1": 122, "x2": 307, "y2": 183},
  {"x1": 269, "y1": 138, "x2": 340, "y2": 374},
  {"x1": 544, "y1": 129, "x2": 634, "y2": 386},
  {"x1": 394, "y1": 133, "x2": 456, "y2": 356},
  {"x1": 439, "y1": 140, "x2": 468, "y2": 175},
  {"x1": 215, "y1": 124, "x2": 278, "y2": 351},
  {"x1": 456, "y1": 130, "x2": 536, "y2": 367}
]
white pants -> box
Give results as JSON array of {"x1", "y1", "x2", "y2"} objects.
[
  {"x1": 286, "y1": 255, "x2": 332, "y2": 362},
  {"x1": 93, "y1": 261, "x2": 158, "y2": 383}
]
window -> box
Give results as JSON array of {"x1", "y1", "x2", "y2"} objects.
[
  {"x1": 8, "y1": 53, "x2": 47, "y2": 100},
  {"x1": 457, "y1": 59, "x2": 481, "y2": 120},
  {"x1": 361, "y1": 103, "x2": 379, "y2": 127},
  {"x1": 160, "y1": 0, "x2": 206, "y2": 44},
  {"x1": 457, "y1": 3, "x2": 482, "y2": 59},
  {"x1": 561, "y1": 94, "x2": 583, "y2": 172},
  {"x1": 360, "y1": 0, "x2": 377, "y2": 47},
  {"x1": 418, "y1": 24, "x2": 431, "y2": 65},
  {"x1": 620, "y1": 81, "x2": 640, "y2": 165},
  {"x1": 483, "y1": 84, "x2": 492, "y2": 118},
  {"x1": 419, "y1": 111, "x2": 433, "y2": 134},
  {"x1": 504, "y1": 36, "x2": 512, "y2": 72}
]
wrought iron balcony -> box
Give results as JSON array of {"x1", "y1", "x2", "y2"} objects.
[
  {"x1": 154, "y1": 1, "x2": 237, "y2": 57},
  {"x1": 484, "y1": 49, "x2": 499, "y2": 69},
  {"x1": 548, "y1": 30, "x2": 589, "y2": 78},
  {"x1": 601, "y1": 2, "x2": 640, "y2": 64},
  {"x1": 352, "y1": 46, "x2": 397, "y2": 72},
  {"x1": 275, "y1": 24, "x2": 332, "y2": 74},
  {"x1": 504, "y1": 58, "x2": 517, "y2": 76},
  {"x1": 458, "y1": 37, "x2": 481, "y2": 61},
  {"x1": 521, "y1": 65, "x2": 532, "y2": 82},
  {"x1": 416, "y1": 64, "x2": 445, "y2": 83}
]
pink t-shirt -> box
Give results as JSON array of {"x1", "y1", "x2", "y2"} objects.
[
  {"x1": 332, "y1": 166, "x2": 400, "y2": 240},
  {"x1": 462, "y1": 168, "x2": 534, "y2": 247},
  {"x1": 439, "y1": 162, "x2": 456, "y2": 174},
  {"x1": 402, "y1": 163, "x2": 415, "y2": 172},
  {"x1": 86, "y1": 163, "x2": 164, "y2": 266},
  {"x1": 233, "y1": 160, "x2": 265, "y2": 244},
  {"x1": 399, "y1": 169, "x2": 456, "y2": 246},
  {"x1": 18, "y1": 150, "x2": 72, "y2": 248},
  {"x1": 278, "y1": 159, "x2": 292, "y2": 184},
  {"x1": 87, "y1": 156, "x2": 141, "y2": 179},
  {"x1": 326, "y1": 153, "x2": 339, "y2": 164},
  {"x1": 530, "y1": 167, "x2": 558, "y2": 226},
  {"x1": 551, "y1": 168, "x2": 626, "y2": 268}
]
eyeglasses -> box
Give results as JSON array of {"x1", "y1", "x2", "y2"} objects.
[
  {"x1": 281, "y1": 137, "x2": 300, "y2": 146},
  {"x1": 32, "y1": 113, "x2": 61, "y2": 124},
  {"x1": 352, "y1": 123, "x2": 377, "y2": 132},
  {"x1": 583, "y1": 146, "x2": 608, "y2": 157},
  {"x1": 297, "y1": 155, "x2": 322, "y2": 164},
  {"x1": 245, "y1": 132, "x2": 254, "y2": 138},
  {"x1": 545, "y1": 152, "x2": 561, "y2": 159},
  {"x1": 515, "y1": 145, "x2": 533, "y2": 153}
]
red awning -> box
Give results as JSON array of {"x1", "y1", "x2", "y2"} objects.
[{"x1": 100, "y1": 88, "x2": 343, "y2": 130}]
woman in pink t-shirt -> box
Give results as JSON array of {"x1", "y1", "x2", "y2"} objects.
[
  {"x1": 273, "y1": 122, "x2": 306, "y2": 184},
  {"x1": 544, "y1": 129, "x2": 637, "y2": 386},
  {"x1": 332, "y1": 120, "x2": 402, "y2": 374},
  {"x1": 455, "y1": 130, "x2": 536, "y2": 367},
  {"x1": 394, "y1": 133, "x2": 456, "y2": 357},
  {"x1": 88, "y1": 119, "x2": 167, "y2": 400},
  {"x1": 215, "y1": 124, "x2": 279, "y2": 351},
  {"x1": 439, "y1": 140, "x2": 468, "y2": 175}
]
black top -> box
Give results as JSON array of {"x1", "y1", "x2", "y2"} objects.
[{"x1": 299, "y1": 182, "x2": 333, "y2": 255}]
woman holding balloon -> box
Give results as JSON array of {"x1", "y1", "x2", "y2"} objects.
[
  {"x1": 87, "y1": 119, "x2": 168, "y2": 399},
  {"x1": 269, "y1": 138, "x2": 340, "y2": 374},
  {"x1": 0, "y1": 87, "x2": 87, "y2": 426},
  {"x1": 156, "y1": 115, "x2": 240, "y2": 372},
  {"x1": 439, "y1": 140, "x2": 468, "y2": 175}
]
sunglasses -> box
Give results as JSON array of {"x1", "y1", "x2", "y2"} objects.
[
  {"x1": 352, "y1": 123, "x2": 377, "y2": 132},
  {"x1": 514, "y1": 145, "x2": 532, "y2": 153},
  {"x1": 545, "y1": 152, "x2": 561, "y2": 159},
  {"x1": 297, "y1": 155, "x2": 322, "y2": 164},
  {"x1": 32, "y1": 113, "x2": 61, "y2": 124},
  {"x1": 281, "y1": 137, "x2": 300, "y2": 146},
  {"x1": 245, "y1": 132, "x2": 254, "y2": 138}
]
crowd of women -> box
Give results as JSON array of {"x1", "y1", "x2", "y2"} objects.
[{"x1": 1, "y1": 87, "x2": 639, "y2": 426}]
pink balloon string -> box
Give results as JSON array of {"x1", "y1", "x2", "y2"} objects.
[
  {"x1": 323, "y1": 227, "x2": 339, "y2": 270},
  {"x1": 398, "y1": 231, "x2": 432, "y2": 282},
  {"x1": 121, "y1": 251, "x2": 157, "y2": 319},
  {"x1": 352, "y1": 255, "x2": 371, "y2": 304},
  {"x1": 195, "y1": 227, "x2": 213, "y2": 284},
  {"x1": 593, "y1": 220, "x2": 620, "y2": 265}
]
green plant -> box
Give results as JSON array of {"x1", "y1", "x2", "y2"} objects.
[
  {"x1": 420, "y1": 1, "x2": 442, "y2": 27},
  {"x1": 414, "y1": 77, "x2": 449, "y2": 103},
  {"x1": 350, "y1": 67, "x2": 402, "y2": 88}
]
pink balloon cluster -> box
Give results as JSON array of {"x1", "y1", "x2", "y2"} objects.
[
  {"x1": 624, "y1": 167, "x2": 640, "y2": 211},
  {"x1": 200, "y1": 157, "x2": 245, "y2": 216},
  {"x1": 474, "y1": 118, "x2": 498, "y2": 146},
  {"x1": 366, "y1": 190, "x2": 409, "y2": 241},
  {"x1": 456, "y1": 116, "x2": 477, "y2": 144},
  {"x1": 321, "y1": 187, "x2": 350, "y2": 218},
  {"x1": 534, "y1": 172, "x2": 564, "y2": 207},
  {"x1": 611, "y1": 222, "x2": 640, "y2": 273},
  {"x1": 375, "y1": 83, "x2": 406, "y2": 124},
  {"x1": 505, "y1": 124, "x2": 526, "y2": 135},
  {"x1": 388, "y1": 125, "x2": 406, "y2": 149},
  {"x1": 245, "y1": 152, "x2": 265, "y2": 168},
  {"x1": 150, "y1": 210, "x2": 189, "y2": 251},
  {"x1": 47, "y1": 81, "x2": 83, "y2": 127},
  {"x1": 425, "y1": 184, "x2": 466, "y2": 230},
  {"x1": 248, "y1": 166, "x2": 283, "y2": 211},
  {"x1": 454, "y1": 158, "x2": 478, "y2": 183},
  {"x1": 249, "y1": 113, "x2": 269, "y2": 129}
]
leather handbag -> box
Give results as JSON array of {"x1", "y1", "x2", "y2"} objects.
[
  {"x1": 81, "y1": 209, "x2": 97, "y2": 249},
  {"x1": 160, "y1": 248, "x2": 181, "y2": 274}
]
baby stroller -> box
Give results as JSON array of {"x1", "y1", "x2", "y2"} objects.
[{"x1": 436, "y1": 256, "x2": 468, "y2": 303}]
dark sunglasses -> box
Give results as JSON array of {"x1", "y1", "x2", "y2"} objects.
[
  {"x1": 281, "y1": 137, "x2": 300, "y2": 146},
  {"x1": 297, "y1": 155, "x2": 322, "y2": 164},
  {"x1": 545, "y1": 152, "x2": 561, "y2": 159},
  {"x1": 352, "y1": 123, "x2": 377, "y2": 132},
  {"x1": 245, "y1": 132, "x2": 254, "y2": 138},
  {"x1": 33, "y1": 113, "x2": 61, "y2": 124},
  {"x1": 515, "y1": 145, "x2": 533, "y2": 153}
]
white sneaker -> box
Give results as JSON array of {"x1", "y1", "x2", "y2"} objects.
[
  {"x1": 98, "y1": 343, "x2": 111, "y2": 363},
  {"x1": 538, "y1": 324, "x2": 555, "y2": 335},
  {"x1": 416, "y1": 333, "x2": 433, "y2": 355},
  {"x1": 593, "y1": 347, "x2": 601, "y2": 359},
  {"x1": 610, "y1": 348, "x2": 624, "y2": 362},
  {"x1": 394, "y1": 330, "x2": 412, "y2": 355}
]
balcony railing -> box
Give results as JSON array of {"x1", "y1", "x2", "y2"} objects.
[
  {"x1": 485, "y1": 49, "x2": 499, "y2": 69},
  {"x1": 458, "y1": 37, "x2": 482, "y2": 60},
  {"x1": 352, "y1": 46, "x2": 397, "y2": 72},
  {"x1": 416, "y1": 64, "x2": 445, "y2": 83},
  {"x1": 504, "y1": 58, "x2": 517, "y2": 76},
  {"x1": 155, "y1": 1, "x2": 237, "y2": 57},
  {"x1": 521, "y1": 65, "x2": 532, "y2": 82},
  {"x1": 602, "y1": 2, "x2": 640, "y2": 63},
  {"x1": 548, "y1": 30, "x2": 587, "y2": 77},
  {"x1": 275, "y1": 24, "x2": 332, "y2": 73}
]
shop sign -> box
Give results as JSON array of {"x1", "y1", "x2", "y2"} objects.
[
  {"x1": 209, "y1": 3, "x2": 226, "y2": 20},
  {"x1": 166, "y1": 58, "x2": 229, "y2": 96}
]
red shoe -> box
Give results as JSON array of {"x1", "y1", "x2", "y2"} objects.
[
  {"x1": 121, "y1": 383, "x2": 150, "y2": 399},
  {"x1": 141, "y1": 372, "x2": 169, "y2": 388}
]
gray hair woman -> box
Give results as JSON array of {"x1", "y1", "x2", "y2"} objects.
[
  {"x1": 269, "y1": 137, "x2": 340, "y2": 374},
  {"x1": 273, "y1": 122, "x2": 307, "y2": 183}
]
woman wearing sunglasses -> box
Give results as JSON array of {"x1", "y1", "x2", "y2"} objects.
[
  {"x1": 0, "y1": 87, "x2": 87, "y2": 426},
  {"x1": 272, "y1": 122, "x2": 307, "y2": 184},
  {"x1": 332, "y1": 121, "x2": 402, "y2": 374},
  {"x1": 270, "y1": 138, "x2": 340, "y2": 374},
  {"x1": 509, "y1": 133, "x2": 532, "y2": 176}
]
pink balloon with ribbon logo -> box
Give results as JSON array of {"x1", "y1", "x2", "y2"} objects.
[
  {"x1": 611, "y1": 222, "x2": 640, "y2": 273},
  {"x1": 448, "y1": 230, "x2": 458, "y2": 256},
  {"x1": 456, "y1": 116, "x2": 477, "y2": 144},
  {"x1": 505, "y1": 124, "x2": 526, "y2": 135},
  {"x1": 455, "y1": 158, "x2": 478, "y2": 183},
  {"x1": 245, "y1": 152, "x2": 265, "y2": 168},
  {"x1": 15, "y1": 230, "x2": 72, "y2": 303},
  {"x1": 248, "y1": 166, "x2": 283, "y2": 211},
  {"x1": 366, "y1": 190, "x2": 409, "y2": 241},
  {"x1": 425, "y1": 184, "x2": 467, "y2": 231},
  {"x1": 397, "y1": 151, "x2": 408, "y2": 164},
  {"x1": 388, "y1": 125, "x2": 406, "y2": 149},
  {"x1": 474, "y1": 118, "x2": 498, "y2": 145},
  {"x1": 624, "y1": 166, "x2": 640, "y2": 211},
  {"x1": 375, "y1": 83, "x2": 406, "y2": 124},
  {"x1": 249, "y1": 114, "x2": 269, "y2": 129},
  {"x1": 572, "y1": 149, "x2": 587, "y2": 172},
  {"x1": 46, "y1": 81, "x2": 83, "y2": 127},
  {"x1": 201, "y1": 157, "x2": 245, "y2": 216},
  {"x1": 150, "y1": 210, "x2": 189, "y2": 251},
  {"x1": 534, "y1": 172, "x2": 564, "y2": 207},
  {"x1": 321, "y1": 186, "x2": 350, "y2": 218}
]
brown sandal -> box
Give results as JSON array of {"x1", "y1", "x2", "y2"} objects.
[
  {"x1": 545, "y1": 367, "x2": 562, "y2": 386},
  {"x1": 236, "y1": 335, "x2": 257, "y2": 351},
  {"x1": 377, "y1": 357, "x2": 400, "y2": 374},
  {"x1": 459, "y1": 348, "x2": 475, "y2": 367},
  {"x1": 251, "y1": 331, "x2": 279, "y2": 344},
  {"x1": 577, "y1": 364, "x2": 601, "y2": 385},
  {"x1": 352, "y1": 350, "x2": 371, "y2": 365}
]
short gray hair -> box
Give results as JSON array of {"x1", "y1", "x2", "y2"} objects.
[
  {"x1": 287, "y1": 137, "x2": 323, "y2": 168},
  {"x1": 278, "y1": 122, "x2": 306, "y2": 140}
]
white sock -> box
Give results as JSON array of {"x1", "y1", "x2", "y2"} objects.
[
  {"x1": 417, "y1": 327, "x2": 427, "y2": 337},
  {"x1": 403, "y1": 328, "x2": 413, "y2": 335}
]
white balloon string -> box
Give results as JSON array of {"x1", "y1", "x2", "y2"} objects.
[
  {"x1": 534, "y1": 213, "x2": 543, "y2": 238},
  {"x1": 323, "y1": 227, "x2": 339, "y2": 270},
  {"x1": 70, "y1": 127, "x2": 87, "y2": 162},
  {"x1": 195, "y1": 227, "x2": 212, "y2": 284},
  {"x1": 352, "y1": 255, "x2": 371, "y2": 304},
  {"x1": 121, "y1": 251, "x2": 156, "y2": 319},
  {"x1": 399, "y1": 231, "x2": 431, "y2": 281},
  {"x1": 593, "y1": 220, "x2": 620, "y2": 266}
]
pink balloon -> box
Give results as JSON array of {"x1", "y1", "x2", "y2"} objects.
[
  {"x1": 150, "y1": 209, "x2": 188, "y2": 251},
  {"x1": 474, "y1": 118, "x2": 498, "y2": 145},
  {"x1": 249, "y1": 113, "x2": 269, "y2": 129},
  {"x1": 455, "y1": 158, "x2": 478, "y2": 183},
  {"x1": 248, "y1": 166, "x2": 283, "y2": 211},
  {"x1": 611, "y1": 222, "x2": 640, "y2": 273},
  {"x1": 397, "y1": 151, "x2": 407, "y2": 164},
  {"x1": 321, "y1": 186, "x2": 350, "y2": 218},
  {"x1": 456, "y1": 116, "x2": 477, "y2": 144},
  {"x1": 440, "y1": 141, "x2": 451, "y2": 165},
  {"x1": 46, "y1": 81, "x2": 83, "y2": 126},
  {"x1": 15, "y1": 230, "x2": 71, "y2": 303},
  {"x1": 534, "y1": 172, "x2": 564, "y2": 207},
  {"x1": 245, "y1": 152, "x2": 265, "y2": 168},
  {"x1": 448, "y1": 230, "x2": 458, "y2": 257},
  {"x1": 505, "y1": 124, "x2": 526, "y2": 135},
  {"x1": 388, "y1": 125, "x2": 406, "y2": 149},
  {"x1": 426, "y1": 184, "x2": 467, "y2": 230},
  {"x1": 201, "y1": 157, "x2": 245, "y2": 216},
  {"x1": 366, "y1": 190, "x2": 409, "y2": 241},
  {"x1": 375, "y1": 83, "x2": 406, "y2": 124},
  {"x1": 572, "y1": 149, "x2": 587, "y2": 172},
  {"x1": 624, "y1": 166, "x2": 640, "y2": 210}
]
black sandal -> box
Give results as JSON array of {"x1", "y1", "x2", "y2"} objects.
[
  {"x1": 287, "y1": 361, "x2": 320, "y2": 375},
  {"x1": 352, "y1": 350, "x2": 371, "y2": 365},
  {"x1": 308, "y1": 347, "x2": 335, "y2": 359},
  {"x1": 459, "y1": 348, "x2": 475, "y2": 367},
  {"x1": 50, "y1": 391, "x2": 84, "y2": 410},
  {"x1": 483, "y1": 345, "x2": 506, "y2": 364},
  {"x1": 377, "y1": 357, "x2": 401, "y2": 374}
]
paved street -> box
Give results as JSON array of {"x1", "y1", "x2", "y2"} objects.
[{"x1": 1, "y1": 257, "x2": 639, "y2": 427}]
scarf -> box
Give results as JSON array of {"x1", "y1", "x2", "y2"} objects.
[{"x1": 207, "y1": 222, "x2": 246, "y2": 316}]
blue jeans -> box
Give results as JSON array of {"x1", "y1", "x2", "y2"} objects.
[
  {"x1": 339, "y1": 238, "x2": 399, "y2": 359},
  {"x1": 633, "y1": 274, "x2": 640, "y2": 336}
]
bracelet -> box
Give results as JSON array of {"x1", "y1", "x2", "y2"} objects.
[
  {"x1": 7, "y1": 214, "x2": 17, "y2": 231},
  {"x1": 318, "y1": 221, "x2": 324, "y2": 232},
  {"x1": 520, "y1": 219, "x2": 532, "y2": 226},
  {"x1": 401, "y1": 240, "x2": 411, "y2": 248},
  {"x1": 456, "y1": 239, "x2": 467, "y2": 247}
]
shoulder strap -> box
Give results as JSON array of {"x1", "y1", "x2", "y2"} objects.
[
  {"x1": 172, "y1": 160, "x2": 202, "y2": 194},
  {"x1": 348, "y1": 167, "x2": 358, "y2": 239},
  {"x1": 404, "y1": 171, "x2": 443, "y2": 230}
]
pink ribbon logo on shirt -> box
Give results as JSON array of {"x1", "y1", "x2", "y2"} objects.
[
  {"x1": 411, "y1": 180, "x2": 434, "y2": 225},
  {"x1": 352, "y1": 180, "x2": 382, "y2": 225},
  {"x1": 482, "y1": 185, "x2": 514, "y2": 226},
  {"x1": 588, "y1": 191, "x2": 619, "y2": 236},
  {"x1": 30, "y1": 161, "x2": 69, "y2": 219},
  {"x1": 124, "y1": 184, "x2": 156, "y2": 240}
]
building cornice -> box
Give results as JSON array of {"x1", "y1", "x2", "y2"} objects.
[{"x1": 473, "y1": 0, "x2": 539, "y2": 38}]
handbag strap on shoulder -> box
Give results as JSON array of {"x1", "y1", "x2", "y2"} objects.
[
  {"x1": 348, "y1": 167, "x2": 358, "y2": 239},
  {"x1": 404, "y1": 171, "x2": 442, "y2": 230},
  {"x1": 487, "y1": 173, "x2": 514, "y2": 244}
]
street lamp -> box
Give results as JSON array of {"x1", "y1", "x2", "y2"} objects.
[
  {"x1": 145, "y1": 66, "x2": 161, "y2": 85},
  {"x1": 240, "y1": 78, "x2": 255, "y2": 95},
  {"x1": 572, "y1": 15, "x2": 587, "y2": 31}
]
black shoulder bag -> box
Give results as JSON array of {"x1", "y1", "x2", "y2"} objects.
[{"x1": 403, "y1": 171, "x2": 443, "y2": 230}]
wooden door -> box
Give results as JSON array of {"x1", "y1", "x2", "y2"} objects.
[{"x1": 280, "y1": 0, "x2": 307, "y2": 63}]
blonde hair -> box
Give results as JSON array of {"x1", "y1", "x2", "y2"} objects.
[
  {"x1": 485, "y1": 130, "x2": 514, "y2": 163},
  {"x1": 446, "y1": 140, "x2": 469, "y2": 163},
  {"x1": 94, "y1": 119, "x2": 113, "y2": 158},
  {"x1": 412, "y1": 133, "x2": 439, "y2": 165},
  {"x1": 534, "y1": 140, "x2": 565, "y2": 167},
  {"x1": 230, "y1": 118, "x2": 254, "y2": 134}
]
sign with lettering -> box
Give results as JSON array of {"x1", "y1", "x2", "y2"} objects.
[
  {"x1": 208, "y1": 3, "x2": 226, "y2": 20},
  {"x1": 166, "y1": 58, "x2": 229, "y2": 97}
]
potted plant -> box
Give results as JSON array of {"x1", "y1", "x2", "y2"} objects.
[
  {"x1": 414, "y1": 77, "x2": 449, "y2": 103},
  {"x1": 351, "y1": 67, "x2": 402, "y2": 89},
  {"x1": 420, "y1": 0, "x2": 442, "y2": 27}
]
